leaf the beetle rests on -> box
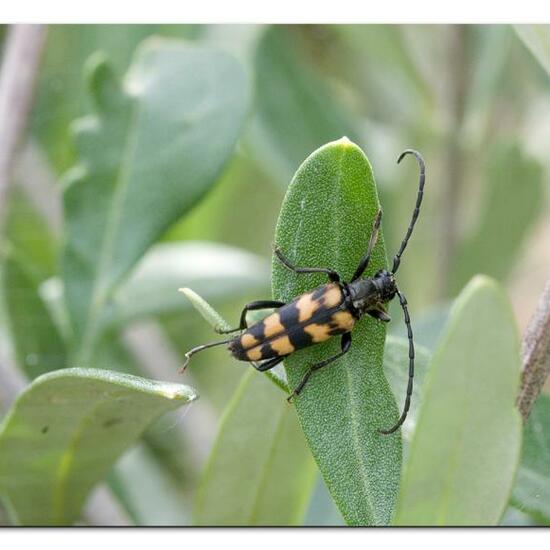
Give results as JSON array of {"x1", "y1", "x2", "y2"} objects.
[{"x1": 272, "y1": 138, "x2": 401, "y2": 526}]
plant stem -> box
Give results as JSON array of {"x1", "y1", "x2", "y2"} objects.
[
  {"x1": 0, "y1": 24, "x2": 47, "y2": 232},
  {"x1": 517, "y1": 277, "x2": 550, "y2": 421}
]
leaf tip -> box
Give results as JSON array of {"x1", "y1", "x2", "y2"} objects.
[
  {"x1": 461, "y1": 274, "x2": 504, "y2": 302},
  {"x1": 158, "y1": 382, "x2": 198, "y2": 403}
]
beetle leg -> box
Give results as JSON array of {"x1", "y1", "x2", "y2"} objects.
[
  {"x1": 287, "y1": 332, "x2": 352, "y2": 402},
  {"x1": 215, "y1": 300, "x2": 286, "y2": 334},
  {"x1": 253, "y1": 355, "x2": 285, "y2": 372},
  {"x1": 367, "y1": 307, "x2": 391, "y2": 323},
  {"x1": 351, "y1": 209, "x2": 382, "y2": 282},
  {"x1": 273, "y1": 246, "x2": 341, "y2": 283}
]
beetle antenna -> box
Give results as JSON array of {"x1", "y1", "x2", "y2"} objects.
[
  {"x1": 380, "y1": 289, "x2": 414, "y2": 435},
  {"x1": 180, "y1": 338, "x2": 234, "y2": 373},
  {"x1": 391, "y1": 149, "x2": 425, "y2": 274}
]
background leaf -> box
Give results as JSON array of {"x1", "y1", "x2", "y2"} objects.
[
  {"x1": 0, "y1": 368, "x2": 196, "y2": 525},
  {"x1": 394, "y1": 276, "x2": 522, "y2": 526},
  {"x1": 450, "y1": 142, "x2": 543, "y2": 293},
  {"x1": 249, "y1": 26, "x2": 357, "y2": 186},
  {"x1": 62, "y1": 39, "x2": 250, "y2": 360},
  {"x1": 272, "y1": 138, "x2": 401, "y2": 526},
  {"x1": 512, "y1": 393, "x2": 550, "y2": 523},
  {"x1": 194, "y1": 369, "x2": 316, "y2": 526},
  {"x1": 3, "y1": 254, "x2": 66, "y2": 379},
  {"x1": 109, "y1": 241, "x2": 269, "y2": 328}
]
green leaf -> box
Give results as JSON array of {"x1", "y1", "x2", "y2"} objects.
[
  {"x1": 303, "y1": 336, "x2": 432, "y2": 527},
  {"x1": 272, "y1": 138, "x2": 400, "y2": 526},
  {"x1": 61, "y1": 38, "x2": 250, "y2": 361},
  {"x1": 512, "y1": 393, "x2": 550, "y2": 523},
  {"x1": 394, "y1": 276, "x2": 522, "y2": 526},
  {"x1": 3, "y1": 254, "x2": 66, "y2": 379},
  {"x1": 5, "y1": 191, "x2": 57, "y2": 280},
  {"x1": 450, "y1": 142, "x2": 543, "y2": 293},
  {"x1": 514, "y1": 25, "x2": 550, "y2": 76},
  {"x1": 194, "y1": 369, "x2": 316, "y2": 526},
  {"x1": 33, "y1": 25, "x2": 201, "y2": 172},
  {"x1": 178, "y1": 287, "x2": 232, "y2": 333},
  {"x1": 109, "y1": 242, "x2": 269, "y2": 328},
  {"x1": 0, "y1": 368, "x2": 196, "y2": 525},
  {"x1": 250, "y1": 26, "x2": 357, "y2": 186}
]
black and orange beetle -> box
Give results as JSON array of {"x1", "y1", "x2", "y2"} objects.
[{"x1": 182, "y1": 149, "x2": 425, "y2": 435}]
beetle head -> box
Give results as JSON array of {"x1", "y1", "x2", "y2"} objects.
[{"x1": 372, "y1": 269, "x2": 398, "y2": 303}]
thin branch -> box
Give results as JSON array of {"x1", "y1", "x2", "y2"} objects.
[
  {"x1": 0, "y1": 24, "x2": 47, "y2": 231},
  {"x1": 517, "y1": 277, "x2": 550, "y2": 421}
]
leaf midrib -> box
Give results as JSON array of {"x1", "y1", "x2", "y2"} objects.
[
  {"x1": 78, "y1": 88, "x2": 142, "y2": 363},
  {"x1": 335, "y1": 147, "x2": 377, "y2": 525},
  {"x1": 52, "y1": 392, "x2": 113, "y2": 524}
]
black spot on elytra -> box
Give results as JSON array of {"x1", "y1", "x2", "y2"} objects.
[
  {"x1": 311, "y1": 285, "x2": 328, "y2": 300},
  {"x1": 287, "y1": 325, "x2": 313, "y2": 350},
  {"x1": 246, "y1": 320, "x2": 265, "y2": 341},
  {"x1": 259, "y1": 342, "x2": 277, "y2": 359},
  {"x1": 278, "y1": 302, "x2": 300, "y2": 329},
  {"x1": 103, "y1": 417, "x2": 123, "y2": 428}
]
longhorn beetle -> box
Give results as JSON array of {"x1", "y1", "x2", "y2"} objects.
[{"x1": 182, "y1": 149, "x2": 425, "y2": 435}]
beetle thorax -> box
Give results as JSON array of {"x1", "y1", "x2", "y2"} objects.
[{"x1": 348, "y1": 270, "x2": 397, "y2": 314}]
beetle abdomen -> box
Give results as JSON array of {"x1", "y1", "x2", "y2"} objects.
[{"x1": 228, "y1": 283, "x2": 356, "y2": 362}]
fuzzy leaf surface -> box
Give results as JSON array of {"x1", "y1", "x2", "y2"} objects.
[{"x1": 272, "y1": 138, "x2": 401, "y2": 526}]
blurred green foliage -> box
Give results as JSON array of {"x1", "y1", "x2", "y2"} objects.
[{"x1": 0, "y1": 24, "x2": 549, "y2": 526}]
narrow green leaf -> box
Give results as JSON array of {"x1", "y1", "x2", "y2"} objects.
[
  {"x1": 394, "y1": 276, "x2": 522, "y2": 526},
  {"x1": 62, "y1": 38, "x2": 250, "y2": 360},
  {"x1": 194, "y1": 369, "x2": 316, "y2": 526},
  {"x1": 5, "y1": 191, "x2": 57, "y2": 280},
  {"x1": 450, "y1": 143, "x2": 543, "y2": 292},
  {"x1": 250, "y1": 26, "x2": 357, "y2": 186},
  {"x1": 512, "y1": 393, "x2": 550, "y2": 523},
  {"x1": 109, "y1": 242, "x2": 269, "y2": 328},
  {"x1": 0, "y1": 368, "x2": 196, "y2": 525},
  {"x1": 272, "y1": 138, "x2": 400, "y2": 526},
  {"x1": 178, "y1": 287, "x2": 232, "y2": 333},
  {"x1": 3, "y1": 254, "x2": 66, "y2": 379}
]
